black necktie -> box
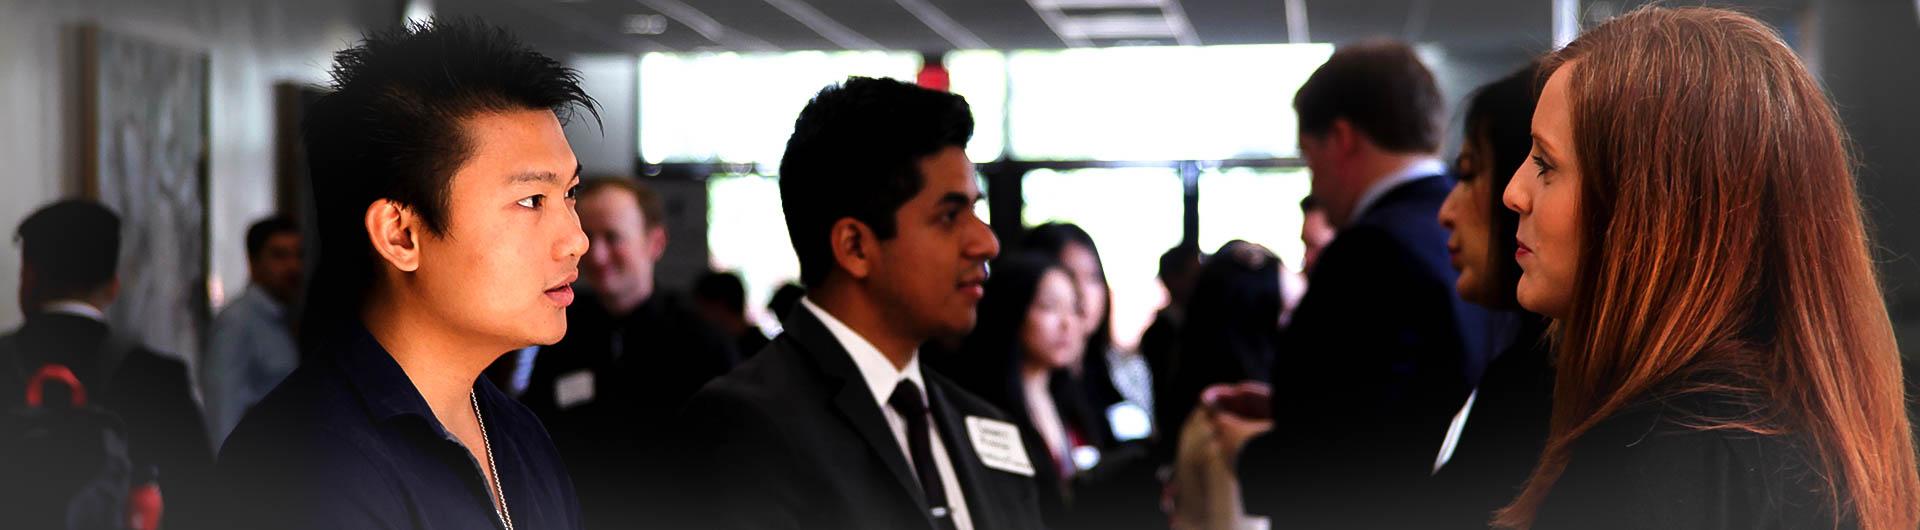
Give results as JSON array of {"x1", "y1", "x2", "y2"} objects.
[{"x1": 888, "y1": 380, "x2": 959, "y2": 530}]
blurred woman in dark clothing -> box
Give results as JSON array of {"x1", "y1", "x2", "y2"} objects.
[
  {"x1": 1427, "y1": 61, "x2": 1553, "y2": 530},
  {"x1": 1158, "y1": 240, "x2": 1284, "y2": 455},
  {"x1": 1020, "y1": 223, "x2": 1149, "y2": 442},
  {"x1": 943, "y1": 252, "x2": 1158, "y2": 529}
]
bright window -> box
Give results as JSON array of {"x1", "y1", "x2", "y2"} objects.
[
  {"x1": 706, "y1": 173, "x2": 798, "y2": 330},
  {"x1": 945, "y1": 50, "x2": 1008, "y2": 163},
  {"x1": 1021, "y1": 168, "x2": 1184, "y2": 349},
  {"x1": 1197, "y1": 167, "x2": 1313, "y2": 270},
  {"x1": 640, "y1": 51, "x2": 921, "y2": 167},
  {"x1": 1005, "y1": 44, "x2": 1333, "y2": 161}
]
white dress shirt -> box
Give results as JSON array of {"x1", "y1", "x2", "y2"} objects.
[
  {"x1": 42, "y1": 299, "x2": 107, "y2": 322},
  {"x1": 801, "y1": 298, "x2": 975, "y2": 530}
]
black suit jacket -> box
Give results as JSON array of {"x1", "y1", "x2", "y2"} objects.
[
  {"x1": 672, "y1": 307, "x2": 1048, "y2": 530},
  {"x1": 0, "y1": 312, "x2": 216, "y2": 529},
  {"x1": 514, "y1": 290, "x2": 739, "y2": 529},
  {"x1": 1238, "y1": 174, "x2": 1489, "y2": 528}
]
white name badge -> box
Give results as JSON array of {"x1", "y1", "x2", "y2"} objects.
[
  {"x1": 555, "y1": 370, "x2": 595, "y2": 410},
  {"x1": 965, "y1": 416, "x2": 1035, "y2": 477}
]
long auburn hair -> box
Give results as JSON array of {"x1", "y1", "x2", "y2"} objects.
[{"x1": 1495, "y1": 7, "x2": 1918, "y2": 529}]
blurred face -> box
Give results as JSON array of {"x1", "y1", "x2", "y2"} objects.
[
  {"x1": 1504, "y1": 66, "x2": 1581, "y2": 319},
  {"x1": 1300, "y1": 209, "x2": 1334, "y2": 275},
  {"x1": 250, "y1": 232, "x2": 304, "y2": 305},
  {"x1": 579, "y1": 187, "x2": 665, "y2": 312},
  {"x1": 868, "y1": 146, "x2": 1000, "y2": 339},
  {"x1": 1298, "y1": 120, "x2": 1363, "y2": 227},
  {"x1": 1057, "y1": 242, "x2": 1107, "y2": 341},
  {"x1": 1439, "y1": 139, "x2": 1495, "y2": 305},
  {"x1": 413, "y1": 109, "x2": 588, "y2": 346},
  {"x1": 1022, "y1": 268, "x2": 1083, "y2": 371}
]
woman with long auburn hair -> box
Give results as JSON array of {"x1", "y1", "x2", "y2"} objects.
[{"x1": 1496, "y1": 7, "x2": 1918, "y2": 529}]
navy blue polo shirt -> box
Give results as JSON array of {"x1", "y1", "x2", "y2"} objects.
[{"x1": 215, "y1": 325, "x2": 584, "y2": 530}]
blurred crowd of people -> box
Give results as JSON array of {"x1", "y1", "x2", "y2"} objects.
[{"x1": 2, "y1": 5, "x2": 1917, "y2": 530}]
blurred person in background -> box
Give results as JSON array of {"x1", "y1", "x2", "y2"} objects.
[
  {"x1": 516, "y1": 177, "x2": 739, "y2": 529},
  {"x1": 202, "y1": 215, "x2": 304, "y2": 448},
  {"x1": 1159, "y1": 241, "x2": 1285, "y2": 459},
  {"x1": 0, "y1": 199, "x2": 215, "y2": 529},
  {"x1": 767, "y1": 282, "x2": 807, "y2": 328},
  {"x1": 1424, "y1": 61, "x2": 1553, "y2": 530},
  {"x1": 1139, "y1": 243, "x2": 1202, "y2": 455},
  {"x1": 1020, "y1": 223, "x2": 1153, "y2": 444},
  {"x1": 942, "y1": 252, "x2": 1091, "y2": 527},
  {"x1": 693, "y1": 269, "x2": 771, "y2": 357},
  {"x1": 1211, "y1": 39, "x2": 1488, "y2": 530}
]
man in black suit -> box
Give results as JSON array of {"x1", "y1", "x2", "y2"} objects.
[
  {"x1": 0, "y1": 199, "x2": 215, "y2": 528},
  {"x1": 514, "y1": 178, "x2": 739, "y2": 529},
  {"x1": 1212, "y1": 40, "x2": 1488, "y2": 529},
  {"x1": 672, "y1": 77, "x2": 1046, "y2": 530}
]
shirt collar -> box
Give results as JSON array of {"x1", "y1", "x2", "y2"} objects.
[
  {"x1": 241, "y1": 284, "x2": 287, "y2": 319},
  {"x1": 1349, "y1": 158, "x2": 1447, "y2": 224},
  {"x1": 40, "y1": 300, "x2": 106, "y2": 322},
  {"x1": 331, "y1": 323, "x2": 445, "y2": 426},
  {"x1": 799, "y1": 297, "x2": 927, "y2": 405}
]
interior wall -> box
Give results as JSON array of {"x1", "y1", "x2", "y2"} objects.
[
  {"x1": 563, "y1": 53, "x2": 638, "y2": 177},
  {"x1": 1814, "y1": 0, "x2": 1920, "y2": 356},
  {"x1": 0, "y1": 0, "x2": 394, "y2": 363}
]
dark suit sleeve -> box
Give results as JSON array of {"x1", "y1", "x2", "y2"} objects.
[
  {"x1": 672, "y1": 386, "x2": 803, "y2": 530},
  {"x1": 1237, "y1": 225, "x2": 1474, "y2": 527}
]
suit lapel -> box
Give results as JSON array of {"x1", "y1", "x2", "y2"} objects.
[
  {"x1": 784, "y1": 309, "x2": 934, "y2": 515},
  {"x1": 927, "y1": 375, "x2": 995, "y2": 530}
]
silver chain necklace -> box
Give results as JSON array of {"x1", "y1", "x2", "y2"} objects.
[{"x1": 471, "y1": 391, "x2": 515, "y2": 530}]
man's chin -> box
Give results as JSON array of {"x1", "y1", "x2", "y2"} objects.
[
  {"x1": 527, "y1": 322, "x2": 568, "y2": 346},
  {"x1": 933, "y1": 313, "x2": 979, "y2": 339}
]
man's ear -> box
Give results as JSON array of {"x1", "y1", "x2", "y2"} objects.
[
  {"x1": 1328, "y1": 118, "x2": 1360, "y2": 157},
  {"x1": 829, "y1": 217, "x2": 877, "y2": 281},
  {"x1": 645, "y1": 225, "x2": 670, "y2": 261},
  {"x1": 364, "y1": 199, "x2": 424, "y2": 273}
]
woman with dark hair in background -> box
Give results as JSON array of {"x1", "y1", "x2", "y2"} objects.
[
  {"x1": 1425, "y1": 61, "x2": 1553, "y2": 529},
  {"x1": 1159, "y1": 240, "x2": 1285, "y2": 453},
  {"x1": 1020, "y1": 223, "x2": 1152, "y2": 442},
  {"x1": 1498, "y1": 7, "x2": 1917, "y2": 529},
  {"x1": 943, "y1": 252, "x2": 1100, "y2": 528},
  {"x1": 941, "y1": 250, "x2": 1166, "y2": 529}
]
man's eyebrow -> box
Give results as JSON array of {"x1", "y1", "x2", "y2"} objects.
[
  {"x1": 506, "y1": 171, "x2": 561, "y2": 184},
  {"x1": 936, "y1": 191, "x2": 983, "y2": 207},
  {"x1": 506, "y1": 164, "x2": 582, "y2": 185}
]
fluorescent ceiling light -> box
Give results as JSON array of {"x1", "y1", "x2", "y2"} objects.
[
  {"x1": 1033, "y1": 0, "x2": 1164, "y2": 9},
  {"x1": 1059, "y1": 14, "x2": 1176, "y2": 39}
]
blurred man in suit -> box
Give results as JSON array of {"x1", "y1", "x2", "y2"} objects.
[
  {"x1": 0, "y1": 199, "x2": 215, "y2": 528},
  {"x1": 516, "y1": 177, "x2": 738, "y2": 529},
  {"x1": 1213, "y1": 40, "x2": 1488, "y2": 530},
  {"x1": 673, "y1": 77, "x2": 1046, "y2": 530}
]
